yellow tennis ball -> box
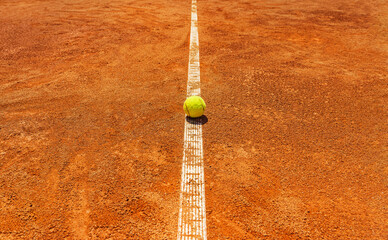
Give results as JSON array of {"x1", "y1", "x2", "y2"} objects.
[{"x1": 183, "y1": 96, "x2": 206, "y2": 118}]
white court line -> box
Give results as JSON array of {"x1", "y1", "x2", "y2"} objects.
[{"x1": 177, "y1": 0, "x2": 207, "y2": 239}]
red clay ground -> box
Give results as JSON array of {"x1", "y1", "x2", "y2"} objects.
[{"x1": 0, "y1": 0, "x2": 387, "y2": 239}]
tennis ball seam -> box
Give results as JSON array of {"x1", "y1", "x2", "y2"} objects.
[{"x1": 185, "y1": 102, "x2": 191, "y2": 117}]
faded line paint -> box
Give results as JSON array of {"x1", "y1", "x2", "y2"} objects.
[{"x1": 177, "y1": 0, "x2": 207, "y2": 239}]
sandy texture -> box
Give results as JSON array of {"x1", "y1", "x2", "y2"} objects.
[
  {"x1": 1, "y1": 0, "x2": 190, "y2": 238},
  {"x1": 1, "y1": 0, "x2": 387, "y2": 239},
  {"x1": 200, "y1": 0, "x2": 387, "y2": 239}
]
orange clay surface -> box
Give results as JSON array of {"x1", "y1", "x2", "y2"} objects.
[{"x1": 1, "y1": 0, "x2": 387, "y2": 239}]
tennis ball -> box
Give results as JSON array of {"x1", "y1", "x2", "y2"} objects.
[{"x1": 183, "y1": 96, "x2": 206, "y2": 118}]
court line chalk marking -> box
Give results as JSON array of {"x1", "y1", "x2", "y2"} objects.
[{"x1": 177, "y1": 0, "x2": 207, "y2": 239}]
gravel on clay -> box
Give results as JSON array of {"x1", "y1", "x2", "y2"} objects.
[{"x1": 1, "y1": 0, "x2": 387, "y2": 239}]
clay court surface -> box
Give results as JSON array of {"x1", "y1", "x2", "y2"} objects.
[{"x1": 0, "y1": 0, "x2": 387, "y2": 239}]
